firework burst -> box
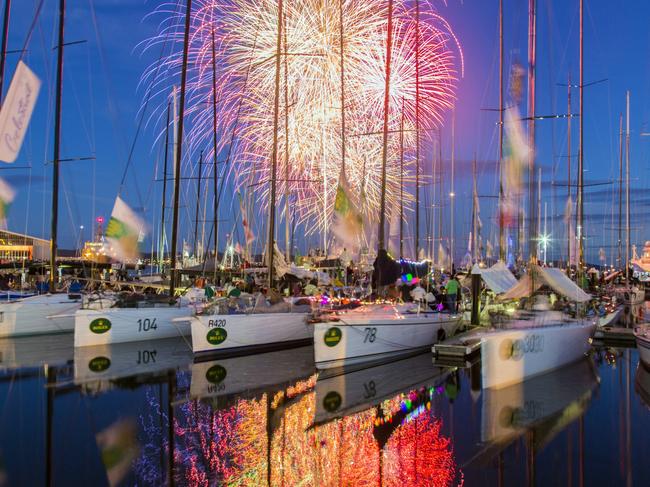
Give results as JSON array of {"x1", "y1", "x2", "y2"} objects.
[{"x1": 143, "y1": 0, "x2": 460, "y2": 238}]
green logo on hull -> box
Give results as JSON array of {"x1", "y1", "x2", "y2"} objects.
[
  {"x1": 205, "y1": 364, "x2": 227, "y2": 384},
  {"x1": 88, "y1": 356, "x2": 111, "y2": 373},
  {"x1": 322, "y1": 391, "x2": 342, "y2": 412},
  {"x1": 323, "y1": 327, "x2": 342, "y2": 347},
  {"x1": 206, "y1": 328, "x2": 228, "y2": 345},
  {"x1": 89, "y1": 318, "x2": 111, "y2": 334}
]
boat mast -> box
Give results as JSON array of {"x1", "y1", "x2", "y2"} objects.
[
  {"x1": 414, "y1": 0, "x2": 420, "y2": 259},
  {"x1": 577, "y1": 0, "x2": 584, "y2": 272},
  {"x1": 567, "y1": 74, "x2": 572, "y2": 267},
  {"x1": 617, "y1": 113, "x2": 623, "y2": 269},
  {"x1": 210, "y1": 27, "x2": 219, "y2": 266},
  {"x1": 159, "y1": 102, "x2": 171, "y2": 270},
  {"x1": 438, "y1": 128, "x2": 443, "y2": 267},
  {"x1": 527, "y1": 0, "x2": 537, "y2": 266},
  {"x1": 193, "y1": 150, "x2": 203, "y2": 258},
  {"x1": 169, "y1": 0, "x2": 192, "y2": 297},
  {"x1": 450, "y1": 109, "x2": 455, "y2": 269},
  {"x1": 0, "y1": 0, "x2": 10, "y2": 102},
  {"x1": 267, "y1": 0, "x2": 283, "y2": 287},
  {"x1": 399, "y1": 98, "x2": 405, "y2": 258},
  {"x1": 284, "y1": 12, "x2": 290, "y2": 263},
  {"x1": 472, "y1": 156, "x2": 478, "y2": 263},
  {"x1": 625, "y1": 90, "x2": 630, "y2": 280},
  {"x1": 50, "y1": 0, "x2": 65, "y2": 291},
  {"x1": 498, "y1": 0, "x2": 505, "y2": 262},
  {"x1": 377, "y1": 0, "x2": 393, "y2": 252}
]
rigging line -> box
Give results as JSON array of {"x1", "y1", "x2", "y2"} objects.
[
  {"x1": 16, "y1": 0, "x2": 45, "y2": 65},
  {"x1": 87, "y1": 0, "x2": 175, "y2": 207}
]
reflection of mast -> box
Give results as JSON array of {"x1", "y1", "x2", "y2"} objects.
[
  {"x1": 45, "y1": 366, "x2": 55, "y2": 486},
  {"x1": 167, "y1": 370, "x2": 176, "y2": 486}
]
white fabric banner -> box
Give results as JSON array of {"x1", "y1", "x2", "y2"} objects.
[{"x1": 0, "y1": 61, "x2": 41, "y2": 163}]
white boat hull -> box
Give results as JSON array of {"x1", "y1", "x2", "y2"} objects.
[
  {"x1": 634, "y1": 326, "x2": 650, "y2": 366},
  {"x1": 0, "y1": 294, "x2": 80, "y2": 338},
  {"x1": 190, "y1": 312, "x2": 311, "y2": 355},
  {"x1": 313, "y1": 309, "x2": 461, "y2": 370},
  {"x1": 598, "y1": 307, "x2": 622, "y2": 327},
  {"x1": 74, "y1": 306, "x2": 192, "y2": 347},
  {"x1": 480, "y1": 320, "x2": 597, "y2": 389}
]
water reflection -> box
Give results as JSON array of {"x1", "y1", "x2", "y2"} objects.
[{"x1": 1, "y1": 335, "x2": 650, "y2": 485}]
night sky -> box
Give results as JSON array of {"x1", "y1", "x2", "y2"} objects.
[{"x1": 3, "y1": 0, "x2": 650, "y2": 264}]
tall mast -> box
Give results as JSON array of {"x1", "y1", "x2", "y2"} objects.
[
  {"x1": 193, "y1": 150, "x2": 203, "y2": 258},
  {"x1": 0, "y1": 0, "x2": 10, "y2": 102},
  {"x1": 414, "y1": 0, "x2": 420, "y2": 259},
  {"x1": 169, "y1": 0, "x2": 192, "y2": 297},
  {"x1": 625, "y1": 91, "x2": 630, "y2": 280},
  {"x1": 450, "y1": 109, "x2": 455, "y2": 269},
  {"x1": 160, "y1": 102, "x2": 171, "y2": 269},
  {"x1": 472, "y1": 156, "x2": 478, "y2": 263},
  {"x1": 267, "y1": 0, "x2": 283, "y2": 287},
  {"x1": 377, "y1": 0, "x2": 393, "y2": 252},
  {"x1": 211, "y1": 27, "x2": 219, "y2": 264},
  {"x1": 577, "y1": 0, "x2": 584, "y2": 271},
  {"x1": 438, "y1": 128, "x2": 443, "y2": 267},
  {"x1": 617, "y1": 113, "x2": 623, "y2": 269},
  {"x1": 498, "y1": 0, "x2": 505, "y2": 261},
  {"x1": 50, "y1": 0, "x2": 65, "y2": 291},
  {"x1": 567, "y1": 74, "x2": 572, "y2": 267},
  {"x1": 537, "y1": 167, "x2": 541, "y2": 257},
  {"x1": 284, "y1": 12, "x2": 290, "y2": 262},
  {"x1": 399, "y1": 98, "x2": 405, "y2": 258},
  {"x1": 527, "y1": 0, "x2": 537, "y2": 264}
]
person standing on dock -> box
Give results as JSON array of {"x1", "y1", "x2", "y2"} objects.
[{"x1": 445, "y1": 274, "x2": 461, "y2": 313}]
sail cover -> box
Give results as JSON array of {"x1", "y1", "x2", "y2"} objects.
[
  {"x1": 502, "y1": 266, "x2": 591, "y2": 303},
  {"x1": 471, "y1": 261, "x2": 518, "y2": 294}
]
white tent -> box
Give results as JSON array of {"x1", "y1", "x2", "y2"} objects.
[
  {"x1": 501, "y1": 265, "x2": 591, "y2": 303},
  {"x1": 471, "y1": 261, "x2": 518, "y2": 295}
]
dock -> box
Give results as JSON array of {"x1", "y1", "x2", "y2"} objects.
[
  {"x1": 593, "y1": 326, "x2": 637, "y2": 347},
  {"x1": 432, "y1": 327, "x2": 484, "y2": 367}
]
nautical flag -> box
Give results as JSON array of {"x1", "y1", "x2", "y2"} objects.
[
  {"x1": 332, "y1": 166, "x2": 363, "y2": 252},
  {"x1": 0, "y1": 177, "x2": 15, "y2": 227},
  {"x1": 0, "y1": 61, "x2": 41, "y2": 163},
  {"x1": 95, "y1": 418, "x2": 139, "y2": 487},
  {"x1": 500, "y1": 106, "x2": 529, "y2": 229},
  {"x1": 238, "y1": 193, "x2": 254, "y2": 245},
  {"x1": 105, "y1": 196, "x2": 146, "y2": 262}
]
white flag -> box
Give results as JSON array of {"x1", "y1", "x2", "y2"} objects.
[
  {"x1": 0, "y1": 61, "x2": 41, "y2": 163},
  {"x1": 105, "y1": 196, "x2": 147, "y2": 262}
]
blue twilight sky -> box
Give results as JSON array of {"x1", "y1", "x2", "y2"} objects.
[{"x1": 3, "y1": 0, "x2": 650, "y2": 264}]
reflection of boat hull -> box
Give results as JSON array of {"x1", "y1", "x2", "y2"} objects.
[
  {"x1": 633, "y1": 325, "x2": 650, "y2": 366},
  {"x1": 189, "y1": 345, "x2": 315, "y2": 400},
  {"x1": 634, "y1": 360, "x2": 650, "y2": 407},
  {"x1": 74, "y1": 306, "x2": 192, "y2": 347},
  {"x1": 314, "y1": 352, "x2": 449, "y2": 424},
  {"x1": 0, "y1": 333, "x2": 73, "y2": 371},
  {"x1": 74, "y1": 336, "x2": 193, "y2": 386},
  {"x1": 190, "y1": 312, "x2": 311, "y2": 355},
  {"x1": 0, "y1": 294, "x2": 80, "y2": 338},
  {"x1": 481, "y1": 357, "x2": 598, "y2": 444},
  {"x1": 481, "y1": 320, "x2": 596, "y2": 389},
  {"x1": 313, "y1": 310, "x2": 461, "y2": 370}
]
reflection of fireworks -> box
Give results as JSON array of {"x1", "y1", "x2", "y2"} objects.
[{"x1": 144, "y1": 0, "x2": 460, "y2": 234}]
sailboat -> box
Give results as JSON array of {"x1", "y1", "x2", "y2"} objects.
[
  {"x1": 312, "y1": 0, "x2": 461, "y2": 371},
  {"x1": 74, "y1": 0, "x2": 197, "y2": 348},
  {"x1": 0, "y1": 1, "x2": 85, "y2": 338},
  {"x1": 479, "y1": 0, "x2": 596, "y2": 390},
  {"x1": 187, "y1": 0, "x2": 313, "y2": 357}
]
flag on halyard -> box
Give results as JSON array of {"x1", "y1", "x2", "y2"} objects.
[
  {"x1": 238, "y1": 192, "x2": 254, "y2": 245},
  {"x1": 105, "y1": 196, "x2": 146, "y2": 262},
  {"x1": 332, "y1": 166, "x2": 363, "y2": 252},
  {"x1": 0, "y1": 177, "x2": 15, "y2": 227}
]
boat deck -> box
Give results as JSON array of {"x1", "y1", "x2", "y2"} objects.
[{"x1": 593, "y1": 325, "x2": 637, "y2": 346}]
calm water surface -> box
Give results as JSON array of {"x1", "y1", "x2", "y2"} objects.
[{"x1": 0, "y1": 311, "x2": 648, "y2": 486}]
